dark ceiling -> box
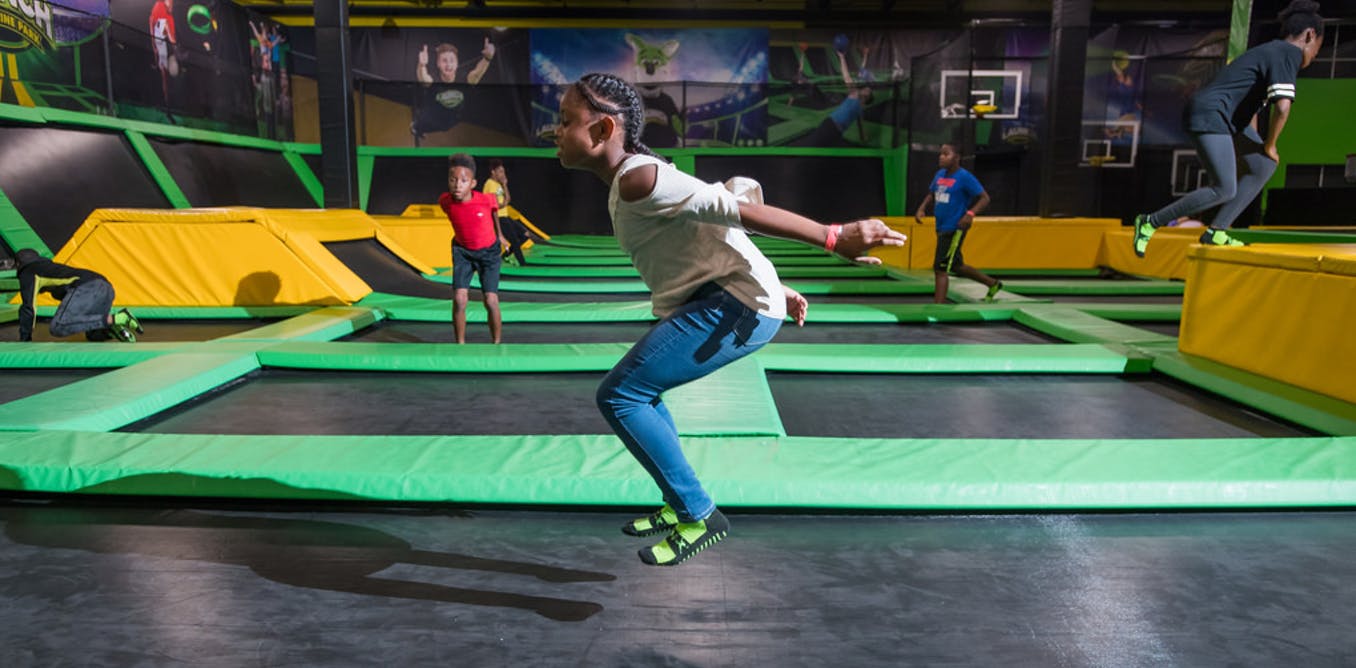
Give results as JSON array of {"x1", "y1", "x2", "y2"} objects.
[{"x1": 234, "y1": 0, "x2": 1243, "y2": 27}]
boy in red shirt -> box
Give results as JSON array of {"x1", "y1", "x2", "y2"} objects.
[{"x1": 439, "y1": 153, "x2": 506, "y2": 343}]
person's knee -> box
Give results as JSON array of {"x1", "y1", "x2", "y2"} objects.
[{"x1": 1210, "y1": 180, "x2": 1238, "y2": 204}]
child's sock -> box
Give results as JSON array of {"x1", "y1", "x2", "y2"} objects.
[{"x1": 638, "y1": 509, "x2": 729, "y2": 566}]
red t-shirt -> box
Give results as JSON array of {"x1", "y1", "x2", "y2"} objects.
[
  {"x1": 150, "y1": 2, "x2": 175, "y2": 42},
  {"x1": 439, "y1": 191, "x2": 499, "y2": 251}
]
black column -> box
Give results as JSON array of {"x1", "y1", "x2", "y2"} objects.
[
  {"x1": 315, "y1": 0, "x2": 359, "y2": 209},
  {"x1": 1038, "y1": 0, "x2": 1091, "y2": 217}
]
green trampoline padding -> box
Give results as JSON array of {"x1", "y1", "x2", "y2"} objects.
[
  {"x1": 0, "y1": 352, "x2": 260, "y2": 432},
  {"x1": 1000, "y1": 279, "x2": 1185, "y2": 295},
  {"x1": 1015, "y1": 307, "x2": 1177, "y2": 346},
  {"x1": 2, "y1": 430, "x2": 1353, "y2": 508},
  {"x1": 217, "y1": 306, "x2": 381, "y2": 342},
  {"x1": 525, "y1": 253, "x2": 852, "y2": 267},
  {"x1": 498, "y1": 264, "x2": 885, "y2": 279},
  {"x1": 431, "y1": 276, "x2": 929, "y2": 295},
  {"x1": 1141, "y1": 343, "x2": 1356, "y2": 436},
  {"x1": 1072, "y1": 304, "x2": 1182, "y2": 322},
  {"x1": 0, "y1": 342, "x2": 185, "y2": 368},
  {"x1": 356, "y1": 292, "x2": 656, "y2": 322}
]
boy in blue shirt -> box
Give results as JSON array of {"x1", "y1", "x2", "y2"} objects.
[{"x1": 914, "y1": 144, "x2": 1002, "y2": 303}]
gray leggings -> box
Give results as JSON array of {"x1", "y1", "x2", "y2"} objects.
[
  {"x1": 1151, "y1": 126, "x2": 1277, "y2": 229},
  {"x1": 50, "y1": 278, "x2": 114, "y2": 338}
]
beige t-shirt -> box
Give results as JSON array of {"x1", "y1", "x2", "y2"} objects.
[{"x1": 608, "y1": 154, "x2": 785, "y2": 319}]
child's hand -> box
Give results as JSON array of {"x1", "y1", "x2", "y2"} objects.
[
  {"x1": 836, "y1": 219, "x2": 907, "y2": 265},
  {"x1": 783, "y1": 285, "x2": 808, "y2": 327},
  {"x1": 914, "y1": 208, "x2": 925, "y2": 224}
]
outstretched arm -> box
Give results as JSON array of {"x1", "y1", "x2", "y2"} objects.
[{"x1": 738, "y1": 202, "x2": 905, "y2": 264}]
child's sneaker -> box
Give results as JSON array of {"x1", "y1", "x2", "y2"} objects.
[
  {"x1": 113, "y1": 308, "x2": 143, "y2": 334},
  {"x1": 638, "y1": 509, "x2": 729, "y2": 566},
  {"x1": 108, "y1": 324, "x2": 136, "y2": 343},
  {"x1": 1199, "y1": 228, "x2": 1245, "y2": 247},
  {"x1": 984, "y1": 280, "x2": 1004, "y2": 302},
  {"x1": 622, "y1": 504, "x2": 679, "y2": 537},
  {"x1": 1131, "y1": 214, "x2": 1156, "y2": 257}
]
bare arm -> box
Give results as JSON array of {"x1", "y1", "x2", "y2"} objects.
[
  {"x1": 466, "y1": 38, "x2": 495, "y2": 85},
  {"x1": 914, "y1": 194, "x2": 933, "y2": 223},
  {"x1": 738, "y1": 202, "x2": 905, "y2": 264},
  {"x1": 1264, "y1": 98, "x2": 1291, "y2": 162},
  {"x1": 959, "y1": 191, "x2": 990, "y2": 230}
]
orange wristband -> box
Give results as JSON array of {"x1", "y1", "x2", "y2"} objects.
[{"x1": 825, "y1": 223, "x2": 843, "y2": 252}]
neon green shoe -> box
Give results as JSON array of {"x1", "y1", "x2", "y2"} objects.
[
  {"x1": 622, "y1": 504, "x2": 679, "y2": 537},
  {"x1": 112, "y1": 308, "x2": 143, "y2": 334},
  {"x1": 1200, "y1": 228, "x2": 1245, "y2": 247},
  {"x1": 107, "y1": 324, "x2": 136, "y2": 343},
  {"x1": 1131, "y1": 214, "x2": 1156, "y2": 258},
  {"x1": 638, "y1": 509, "x2": 729, "y2": 566},
  {"x1": 984, "y1": 280, "x2": 1004, "y2": 303}
]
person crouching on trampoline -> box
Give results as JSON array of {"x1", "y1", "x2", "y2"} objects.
[
  {"x1": 441, "y1": 153, "x2": 506, "y2": 344},
  {"x1": 554, "y1": 72, "x2": 906, "y2": 566},
  {"x1": 914, "y1": 143, "x2": 1002, "y2": 304},
  {"x1": 1131, "y1": 0, "x2": 1324, "y2": 257},
  {"x1": 14, "y1": 249, "x2": 142, "y2": 343}
]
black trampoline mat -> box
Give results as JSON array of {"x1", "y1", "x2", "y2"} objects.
[
  {"x1": 0, "y1": 369, "x2": 103, "y2": 404},
  {"x1": 775, "y1": 321, "x2": 1059, "y2": 344},
  {"x1": 769, "y1": 373, "x2": 1314, "y2": 439},
  {"x1": 2, "y1": 500, "x2": 1353, "y2": 667},
  {"x1": 1, "y1": 319, "x2": 281, "y2": 343},
  {"x1": 122, "y1": 370, "x2": 612, "y2": 435}
]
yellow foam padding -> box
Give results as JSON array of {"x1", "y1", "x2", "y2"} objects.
[
  {"x1": 1097, "y1": 227, "x2": 1199, "y2": 280},
  {"x1": 1180, "y1": 243, "x2": 1356, "y2": 405},
  {"x1": 260, "y1": 208, "x2": 382, "y2": 242},
  {"x1": 13, "y1": 208, "x2": 373, "y2": 307},
  {"x1": 401, "y1": 204, "x2": 442, "y2": 217},
  {"x1": 896, "y1": 216, "x2": 1118, "y2": 271},
  {"x1": 247, "y1": 207, "x2": 435, "y2": 276},
  {"x1": 372, "y1": 214, "x2": 453, "y2": 268}
]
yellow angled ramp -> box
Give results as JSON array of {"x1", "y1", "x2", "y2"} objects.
[{"x1": 17, "y1": 208, "x2": 374, "y2": 307}]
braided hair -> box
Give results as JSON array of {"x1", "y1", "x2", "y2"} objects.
[
  {"x1": 1279, "y1": 0, "x2": 1324, "y2": 39},
  {"x1": 574, "y1": 72, "x2": 669, "y2": 162}
]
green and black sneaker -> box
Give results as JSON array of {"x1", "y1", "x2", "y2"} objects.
[
  {"x1": 107, "y1": 324, "x2": 136, "y2": 343},
  {"x1": 984, "y1": 280, "x2": 1004, "y2": 303},
  {"x1": 638, "y1": 509, "x2": 729, "y2": 566},
  {"x1": 113, "y1": 308, "x2": 143, "y2": 334},
  {"x1": 1200, "y1": 228, "x2": 1245, "y2": 247},
  {"x1": 622, "y1": 504, "x2": 679, "y2": 537},
  {"x1": 1131, "y1": 214, "x2": 1156, "y2": 258}
]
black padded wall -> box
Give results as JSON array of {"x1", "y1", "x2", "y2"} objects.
[
  {"x1": 367, "y1": 156, "x2": 612, "y2": 235},
  {"x1": 149, "y1": 140, "x2": 316, "y2": 208},
  {"x1": 0, "y1": 125, "x2": 168, "y2": 252},
  {"x1": 695, "y1": 155, "x2": 887, "y2": 223}
]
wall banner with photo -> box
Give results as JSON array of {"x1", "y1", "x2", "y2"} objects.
[
  {"x1": 0, "y1": 0, "x2": 110, "y2": 113},
  {"x1": 529, "y1": 28, "x2": 768, "y2": 148}
]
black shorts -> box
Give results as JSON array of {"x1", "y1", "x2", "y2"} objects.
[
  {"x1": 934, "y1": 230, "x2": 966, "y2": 272},
  {"x1": 451, "y1": 243, "x2": 502, "y2": 292}
]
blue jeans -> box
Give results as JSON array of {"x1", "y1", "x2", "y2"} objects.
[{"x1": 596, "y1": 283, "x2": 782, "y2": 523}]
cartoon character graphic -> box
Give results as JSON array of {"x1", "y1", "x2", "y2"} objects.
[{"x1": 624, "y1": 34, "x2": 684, "y2": 148}]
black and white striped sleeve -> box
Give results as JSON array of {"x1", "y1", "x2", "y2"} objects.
[{"x1": 1267, "y1": 81, "x2": 1296, "y2": 102}]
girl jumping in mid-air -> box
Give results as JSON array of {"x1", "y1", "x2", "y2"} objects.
[
  {"x1": 554, "y1": 72, "x2": 905, "y2": 566},
  {"x1": 1132, "y1": 0, "x2": 1325, "y2": 256}
]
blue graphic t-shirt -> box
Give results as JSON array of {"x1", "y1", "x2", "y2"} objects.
[{"x1": 929, "y1": 167, "x2": 983, "y2": 233}]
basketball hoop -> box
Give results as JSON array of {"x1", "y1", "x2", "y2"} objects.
[{"x1": 971, "y1": 103, "x2": 998, "y2": 119}]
